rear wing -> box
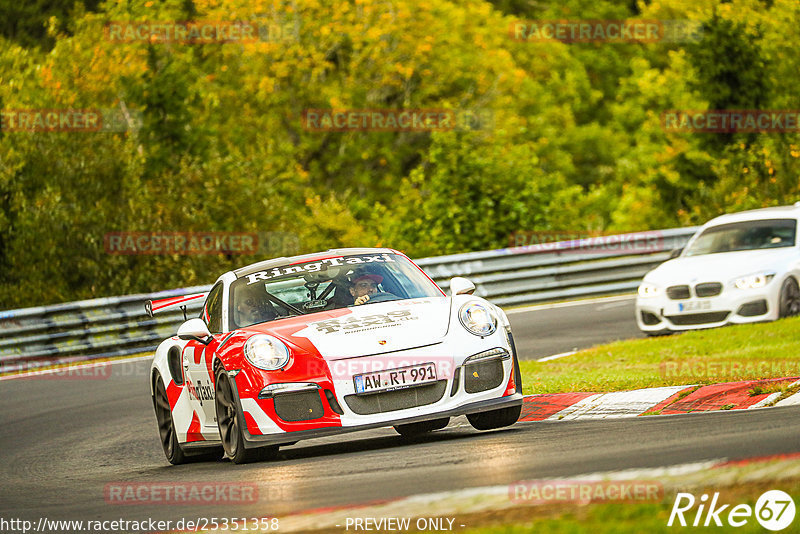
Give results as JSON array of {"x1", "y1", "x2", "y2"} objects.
[{"x1": 144, "y1": 292, "x2": 208, "y2": 319}]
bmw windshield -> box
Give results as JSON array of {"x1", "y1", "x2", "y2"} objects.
[
  {"x1": 684, "y1": 219, "x2": 797, "y2": 257},
  {"x1": 229, "y1": 253, "x2": 443, "y2": 328}
]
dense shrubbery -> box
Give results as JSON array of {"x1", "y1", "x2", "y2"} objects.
[{"x1": 1, "y1": 0, "x2": 798, "y2": 309}]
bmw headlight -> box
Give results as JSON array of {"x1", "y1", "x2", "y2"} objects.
[
  {"x1": 733, "y1": 272, "x2": 775, "y2": 290},
  {"x1": 459, "y1": 302, "x2": 497, "y2": 337},
  {"x1": 244, "y1": 335, "x2": 291, "y2": 370},
  {"x1": 638, "y1": 282, "x2": 660, "y2": 298}
]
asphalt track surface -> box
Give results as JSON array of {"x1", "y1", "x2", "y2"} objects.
[
  {"x1": 507, "y1": 295, "x2": 644, "y2": 359},
  {"x1": 2, "y1": 297, "x2": 798, "y2": 529}
]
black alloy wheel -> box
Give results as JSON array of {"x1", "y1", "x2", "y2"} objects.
[
  {"x1": 215, "y1": 368, "x2": 278, "y2": 464},
  {"x1": 779, "y1": 277, "x2": 800, "y2": 318}
]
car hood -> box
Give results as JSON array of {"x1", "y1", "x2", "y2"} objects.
[
  {"x1": 248, "y1": 297, "x2": 452, "y2": 360},
  {"x1": 645, "y1": 248, "x2": 795, "y2": 285}
]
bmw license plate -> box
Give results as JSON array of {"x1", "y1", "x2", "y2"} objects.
[
  {"x1": 677, "y1": 300, "x2": 712, "y2": 313},
  {"x1": 354, "y1": 363, "x2": 437, "y2": 395}
]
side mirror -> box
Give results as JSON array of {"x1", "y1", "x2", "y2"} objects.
[
  {"x1": 449, "y1": 276, "x2": 476, "y2": 296},
  {"x1": 177, "y1": 318, "x2": 212, "y2": 344},
  {"x1": 669, "y1": 247, "x2": 684, "y2": 259}
]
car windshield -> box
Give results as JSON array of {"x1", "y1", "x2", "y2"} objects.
[
  {"x1": 229, "y1": 253, "x2": 443, "y2": 327},
  {"x1": 684, "y1": 219, "x2": 797, "y2": 257}
]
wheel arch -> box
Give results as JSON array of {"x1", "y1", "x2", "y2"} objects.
[
  {"x1": 151, "y1": 368, "x2": 161, "y2": 396},
  {"x1": 150, "y1": 338, "x2": 187, "y2": 395},
  {"x1": 212, "y1": 356, "x2": 227, "y2": 378},
  {"x1": 776, "y1": 272, "x2": 800, "y2": 297}
]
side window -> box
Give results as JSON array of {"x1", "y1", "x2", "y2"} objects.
[{"x1": 204, "y1": 283, "x2": 224, "y2": 334}]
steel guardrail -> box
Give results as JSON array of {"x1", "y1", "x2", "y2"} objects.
[{"x1": 0, "y1": 227, "x2": 699, "y2": 371}]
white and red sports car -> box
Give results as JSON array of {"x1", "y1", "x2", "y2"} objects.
[{"x1": 146, "y1": 249, "x2": 523, "y2": 464}]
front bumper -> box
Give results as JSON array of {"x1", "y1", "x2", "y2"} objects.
[
  {"x1": 229, "y1": 331, "x2": 522, "y2": 447},
  {"x1": 636, "y1": 283, "x2": 780, "y2": 332},
  {"x1": 239, "y1": 394, "x2": 523, "y2": 447}
]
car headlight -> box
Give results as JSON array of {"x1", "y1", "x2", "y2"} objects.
[
  {"x1": 459, "y1": 302, "x2": 497, "y2": 337},
  {"x1": 733, "y1": 273, "x2": 775, "y2": 289},
  {"x1": 244, "y1": 335, "x2": 291, "y2": 370},
  {"x1": 638, "y1": 282, "x2": 660, "y2": 298}
]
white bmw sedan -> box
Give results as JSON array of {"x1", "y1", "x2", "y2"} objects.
[{"x1": 636, "y1": 204, "x2": 800, "y2": 334}]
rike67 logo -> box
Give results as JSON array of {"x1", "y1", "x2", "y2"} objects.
[{"x1": 668, "y1": 490, "x2": 796, "y2": 531}]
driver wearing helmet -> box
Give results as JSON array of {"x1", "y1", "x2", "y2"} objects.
[
  {"x1": 236, "y1": 283, "x2": 277, "y2": 326},
  {"x1": 349, "y1": 272, "x2": 384, "y2": 306}
]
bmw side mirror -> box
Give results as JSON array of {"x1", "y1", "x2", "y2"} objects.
[
  {"x1": 669, "y1": 247, "x2": 684, "y2": 259},
  {"x1": 450, "y1": 276, "x2": 476, "y2": 296},
  {"x1": 177, "y1": 318, "x2": 213, "y2": 344}
]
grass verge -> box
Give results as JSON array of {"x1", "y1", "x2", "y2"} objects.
[{"x1": 519, "y1": 316, "x2": 800, "y2": 394}]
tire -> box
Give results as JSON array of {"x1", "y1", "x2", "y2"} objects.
[
  {"x1": 152, "y1": 375, "x2": 224, "y2": 464},
  {"x1": 394, "y1": 418, "x2": 449, "y2": 437},
  {"x1": 467, "y1": 405, "x2": 521, "y2": 431},
  {"x1": 215, "y1": 368, "x2": 278, "y2": 464},
  {"x1": 152, "y1": 376, "x2": 188, "y2": 465},
  {"x1": 512, "y1": 351, "x2": 523, "y2": 395},
  {"x1": 778, "y1": 277, "x2": 800, "y2": 318}
]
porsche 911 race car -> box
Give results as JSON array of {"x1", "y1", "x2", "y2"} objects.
[{"x1": 147, "y1": 248, "x2": 523, "y2": 464}]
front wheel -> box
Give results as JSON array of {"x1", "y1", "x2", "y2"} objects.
[
  {"x1": 394, "y1": 418, "x2": 449, "y2": 437},
  {"x1": 215, "y1": 369, "x2": 278, "y2": 464},
  {"x1": 467, "y1": 405, "x2": 521, "y2": 431},
  {"x1": 779, "y1": 277, "x2": 800, "y2": 318}
]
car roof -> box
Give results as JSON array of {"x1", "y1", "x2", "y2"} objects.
[
  {"x1": 704, "y1": 203, "x2": 800, "y2": 227},
  {"x1": 231, "y1": 247, "x2": 399, "y2": 278}
]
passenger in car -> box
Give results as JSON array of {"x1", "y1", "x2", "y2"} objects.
[{"x1": 235, "y1": 283, "x2": 278, "y2": 326}]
